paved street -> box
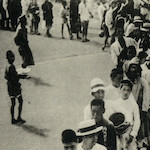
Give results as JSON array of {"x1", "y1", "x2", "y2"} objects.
[{"x1": 0, "y1": 2, "x2": 115, "y2": 150}]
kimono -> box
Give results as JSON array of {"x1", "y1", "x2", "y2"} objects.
[{"x1": 14, "y1": 25, "x2": 34, "y2": 68}]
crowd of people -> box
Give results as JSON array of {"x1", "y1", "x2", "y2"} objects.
[
  {"x1": 60, "y1": 0, "x2": 150, "y2": 150},
  {"x1": 61, "y1": 65, "x2": 150, "y2": 150},
  {"x1": 1, "y1": 0, "x2": 150, "y2": 149}
]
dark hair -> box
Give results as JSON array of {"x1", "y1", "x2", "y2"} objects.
[
  {"x1": 91, "y1": 99, "x2": 105, "y2": 109},
  {"x1": 110, "y1": 68, "x2": 123, "y2": 79},
  {"x1": 120, "y1": 80, "x2": 133, "y2": 90},
  {"x1": 62, "y1": 129, "x2": 77, "y2": 144},
  {"x1": 127, "y1": 46, "x2": 136, "y2": 55},
  {"x1": 116, "y1": 17, "x2": 125, "y2": 28},
  {"x1": 138, "y1": 51, "x2": 148, "y2": 60},
  {"x1": 6, "y1": 50, "x2": 14, "y2": 59},
  {"x1": 62, "y1": 0, "x2": 67, "y2": 6},
  {"x1": 19, "y1": 15, "x2": 26, "y2": 24}
]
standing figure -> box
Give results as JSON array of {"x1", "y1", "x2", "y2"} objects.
[
  {"x1": 105, "y1": 68, "x2": 123, "y2": 100},
  {"x1": 111, "y1": 28, "x2": 137, "y2": 68},
  {"x1": 126, "y1": 58, "x2": 150, "y2": 149},
  {"x1": 0, "y1": 0, "x2": 6, "y2": 29},
  {"x1": 5, "y1": 50, "x2": 26, "y2": 124},
  {"x1": 42, "y1": 0, "x2": 53, "y2": 37},
  {"x1": 91, "y1": 99, "x2": 117, "y2": 150},
  {"x1": 3, "y1": 0, "x2": 11, "y2": 30},
  {"x1": 105, "y1": 0, "x2": 117, "y2": 46},
  {"x1": 7, "y1": 0, "x2": 22, "y2": 31},
  {"x1": 97, "y1": 0, "x2": 108, "y2": 36},
  {"x1": 14, "y1": 15, "x2": 34, "y2": 73},
  {"x1": 59, "y1": 0, "x2": 72, "y2": 39},
  {"x1": 79, "y1": 0, "x2": 92, "y2": 42},
  {"x1": 114, "y1": 80, "x2": 140, "y2": 150},
  {"x1": 70, "y1": 0, "x2": 81, "y2": 39},
  {"x1": 28, "y1": 0, "x2": 40, "y2": 35}
]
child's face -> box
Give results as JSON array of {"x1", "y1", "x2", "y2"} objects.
[
  {"x1": 91, "y1": 105, "x2": 104, "y2": 124},
  {"x1": 112, "y1": 74, "x2": 123, "y2": 88},
  {"x1": 120, "y1": 85, "x2": 131, "y2": 100},
  {"x1": 129, "y1": 64, "x2": 138, "y2": 76},
  {"x1": 8, "y1": 55, "x2": 15, "y2": 64},
  {"x1": 84, "y1": 133, "x2": 98, "y2": 150},
  {"x1": 92, "y1": 90, "x2": 104, "y2": 100},
  {"x1": 127, "y1": 50, "x2": 135, "y2": 60},
  {"x1": 63, "y1": 142, "x2": 77, "y2": 150}
]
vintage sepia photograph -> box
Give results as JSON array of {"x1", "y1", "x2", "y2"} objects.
[{"x1": 0, "y1": 0, "x2": 150, "y2": 149}]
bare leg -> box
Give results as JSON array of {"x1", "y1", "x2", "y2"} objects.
[
  {"x1": 61, "y1": 24, "x2": 64, "y2": 38},
  {"x1": 82, "y1": 22, "x2": 85, "y2": 42},
  {"x1": 77, "y1": 32, "x2": 81, "y2": 39},
  {"x1": 85, "y1": 21, "x2": 89, "y2": 41},
  {"x1": 67, "y1": 23, "x2": 73, "y2": 40},
  {"x1": 17, "y1": 95, "x2": 23, "y2": 120},
  {"x1": 17, "y1": 95, "x2": 26, "y2": 123},
  {"x1": 10, "y1": 97, "x2": 16, "y2": 124}
]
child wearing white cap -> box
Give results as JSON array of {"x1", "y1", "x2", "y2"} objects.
[{"x1": 84, "y1": 78, "x2": 105, "y2": 120}]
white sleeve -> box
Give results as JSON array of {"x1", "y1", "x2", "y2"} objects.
[
  {"x1": 105, "y1": 10, "x2": 112, "y2": 28},
  {"x1": 142, "y1": 71, "x2": 150, "y2": 85},
  {"x1": 59, "y1": 7, "x2": 63, "y2": 17},
  {"x1": 130, "y1": 102, "x2": 141, "y2": 138},
  {"x1": 125, "y1": 23, "x2": 134, "y2": 37},
  {"x1": 141, "y1": 78, "x2": 150, "y2": 112},
  {"x1": 79, "y1": 3, "x2": 82, "y2": 15},
  {"x1": 84, "y1": 105, "x2": 92, "y2": 120},
  {"x1": 97, "y1": 6, "x2": 102, "y2": 20},
  {"x1": 127, "y1": 37, "x2": 137, "y2": 48}
]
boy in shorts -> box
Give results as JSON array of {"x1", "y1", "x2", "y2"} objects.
[
  {"x1": 5, "y1": 50, "x2": 26, "y2": 124},
  {"x1": 60, "y1": 1, "x2": 72, "y2": 39}
]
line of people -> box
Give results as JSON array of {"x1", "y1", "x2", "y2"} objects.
[
  {"x1": 0, "y1": 0, "x2": 96, "y2": 42},
  {"x1": 61, "y1": 1, "x2": 150, "y2": 150},
  {"x1": 98, "y1": 0, "x2": 150, "y2": 50},
  {"x1": 1, "y1": 0, "x2": 150, "y2": 44},
  {"x1": 61, "y1": 65, "x2": 150, "y2": 150}
]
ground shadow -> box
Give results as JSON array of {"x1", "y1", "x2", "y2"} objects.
[
  {"x1": 19, "y1": 74, "x2": 31, "y2": 79},
  {"x1": 17, "y1": 124, "x2": 50, "y2": 138},
  {"x1": 27, "y1": 76, "x2": 52, "y2": 87},
  {"x1": 89, "y1": 26, "x2": 100, "y2": 30},
  {"x1": 88, "y1": 32, "x2": 100, "y2": 38}
]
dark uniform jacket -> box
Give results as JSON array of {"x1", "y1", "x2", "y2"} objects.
[{"x1": 97, "y1": 119, "x2": 117, "y2": 150}]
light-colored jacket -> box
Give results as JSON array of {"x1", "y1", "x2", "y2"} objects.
[
  {"x1": 111, "y1": 37, "x2": 137, "y2": 66},
  {"x1": 79, "y1": 2, "x2": 90, "y2": 22},
  {"x1": 105, "y1": 7, "x2": 115, "y2": 36},
  {"x1": 128, "y1": 77, "x2": 150, "y2": 112},
  {"x1": 97, "y1": 3, "x2": 107, "y2": 30}
]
